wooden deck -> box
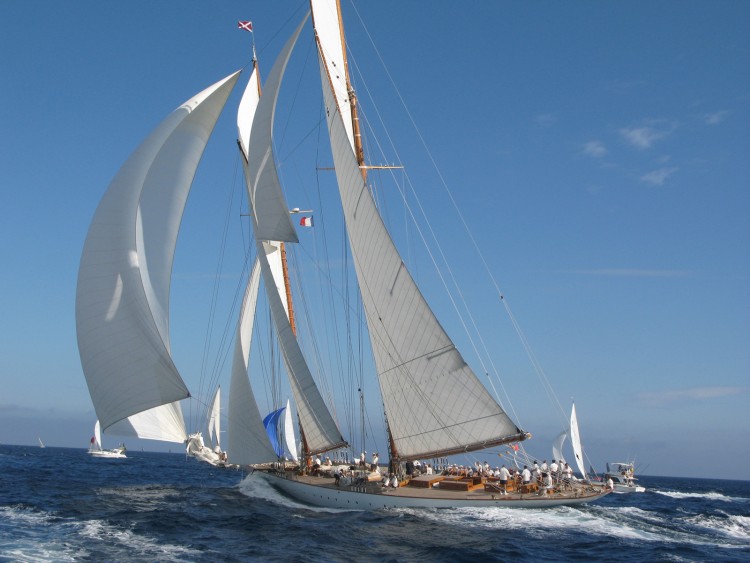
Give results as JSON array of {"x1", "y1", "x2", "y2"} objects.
[{"x1": 272, "y1": 471, "x2": 602, "y2": 503}]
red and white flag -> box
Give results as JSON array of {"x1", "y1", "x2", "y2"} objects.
[
  {"x1": 299, "y1": 216, "x2": 313, "y2": 227},
  {"x1": 238, "y1": 21, "x2": 253, "y2": 32}
]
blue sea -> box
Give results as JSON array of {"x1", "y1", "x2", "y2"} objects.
[{"x1": 1, "y1": 445, "x2": 748, "y2": 562}]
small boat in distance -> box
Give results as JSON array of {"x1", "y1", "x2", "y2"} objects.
[
  {"x1": 88, "y1": 420, "x2": 127, "y2": 459},
  {"x1": 605, "y1": 462, "x2": 645, "y2": 493}
]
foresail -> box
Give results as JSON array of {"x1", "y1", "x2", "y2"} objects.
[
  {"x1": 570, "y1": 404, "x2": 587, "y2": 479},
  {"x1": 253, "y1": 235, "x2": 347, "y2": 455},
  {"x1": 237, "y1": 66, "x2": 261, "y2": 158},
  {"x1": 243, "y1": 15, "x2": 346, "y2": 455},
  {"x1": 241, "y1": 17, "x2": 308, "y2": 243},
  {"x1": 284, "y1": 398, "x2": 299, "y2": 462},
  {"x1": 76, "y1": 71, "x2": 241, "y2": 432},
  {"x1": 315, "y1": 28, "x2": 525, "y2": 460},
  {"x1": 208, "y1": 386, "x2": 221, "y2": 449},
  {"x1": 227, "y1": 259, "x2": 278, "y2": 465}
]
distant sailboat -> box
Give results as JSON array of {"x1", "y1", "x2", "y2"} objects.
[
  {"x1": 552, "y1": 403, "x2": 589, "y2": 480},
  {"x1": 88, "y1": 420, "x2": 127, "y2": 459},
  {"x1": 186, "y1": 386, "x2": 226, "y2": 466}
]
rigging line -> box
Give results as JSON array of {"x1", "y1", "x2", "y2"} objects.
[
  {"x1": 351, "y1": 98, "x2": 499, "y2": 388},
  {"x1": 309, "y1": 128, "x2": 354, "y2": 434},
  {"x1": 502, "y1": 299, "x2": 567, "y2": 425},
  {"x1": 286, "y1": 245, "x2": 337, "y2": 420},
  {"x1": 196, "y1": 155, "x2": 239, "y2": 429},
  {"x1": 207, "y1": 246, "x2": 256, "y2": 414},
  {"x1": 276, "y1": 29, "x2": 317, "y2": 157},
  {"x1": 342, "y1": 41, "x2": 509, "y2": 413},
  {"x1": 348, "y1": 2, "x2": 533, "y2": 419},
  {"x1": 255, "y1": 2, "x2": 309, "y2": 61},
  {"x1": 202, "y1": 156, "x2": 252, "y2": 427}
]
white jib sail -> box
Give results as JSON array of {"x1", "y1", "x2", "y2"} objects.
[
  {"x1": 76, "y1": 71, "x2": 241, "y2": 432},
  {"x1": 227, "y1": 258, "x2": 279, "y2": 465},
  {"x1": 569, "y1": 403, "x2": 587, "y2": 479},
  {"x1": 284, "y1": 398, "x2": 299, "y2": 462},
  {"x1": 208, "y1": 386, "x2": 221, "y2": 450},
  {"x1": 244, "y1": 14, "x2": 346, "y2": 455},
  {"x1": 314, "y1": 18, "x2": 523, "y2": 460}
]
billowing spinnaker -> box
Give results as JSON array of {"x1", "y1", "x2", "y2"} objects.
[{"x1": 76, "y1": 71, "x2": 241, "y2": 431}]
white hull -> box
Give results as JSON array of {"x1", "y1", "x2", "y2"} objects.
[
  {"x1": 612, "y1": 483, "x2": 645, "y2": 494},
  {"x1": 257, "y1": 471, "x2": 609, "y2": 510},
  {"x1": 88, "y1": 450, "x2": 126, "y2": 459}
]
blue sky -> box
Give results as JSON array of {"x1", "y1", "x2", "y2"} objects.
[{"x1": 1, "y1": 1, "x2": 748, "y2": 479}]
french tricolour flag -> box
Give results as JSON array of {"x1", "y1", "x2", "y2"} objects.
[{"x1": 299, "y1": 216, "x2": 313, "y2": 227}]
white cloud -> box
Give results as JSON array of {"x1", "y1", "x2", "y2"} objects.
[
  {"x1": 620, "y1": 126, "x2": 670, "y2": 149},
  {"x1": 640, "y1": 166, "x2": 678, "y2": 186},
  {"x1": 534, "y1": 113, "x2": 557, "y2": 127},
  {"x1": 703, "y1": 110, "x2": 729, "y2": 125},
  {"x1": 583, "y1": 140, "x2": 607, "y2": 157},
  {"x1": 638, "y1": 386, "x2": 747, "y2": 405}
]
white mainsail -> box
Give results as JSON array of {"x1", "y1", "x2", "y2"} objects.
[
  {"x1": 311, "y1": 6, "x2": 525, "y2": 461},
  {"x1": 76, "y1": 70, "x2": 242, "y2": 434},
  {"x1": 243, "y1": 15, "x2": 346, "y2": 456},
  {"x1": 93, "y1": 420, "x2": 103, "y2": 451}
]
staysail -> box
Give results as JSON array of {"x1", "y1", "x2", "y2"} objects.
[
  {"x1": 311, "y1": 1, "x2": 526, "y2": 460},
  {"x1": 284, "y1": 398, "x2": 299, "y2": 462},
  {"x1": 76, "y1": 70, "x2": 242, "y2": 433},
  {"x1": 208, "y1": 386, "x2": 221, "y2": 450},
  {"x1": 227, "y1": 258, "x2": 279, "y2": 465},
  {"x1": 242, "y1": 15, "x2": 346, "y2": 456}
]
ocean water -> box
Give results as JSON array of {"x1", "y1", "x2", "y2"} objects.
[{"x1": 1, "y1": 445, "x2": 748, "y2": 562}]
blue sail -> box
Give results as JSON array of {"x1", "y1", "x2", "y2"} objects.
[{"x1": 263, "y1": 407, "x2": 286, "y2": 458}]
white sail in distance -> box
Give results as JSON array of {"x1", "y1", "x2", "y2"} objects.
[
  {"x1": 208, "y1": 386, "x2": 221, "y2": 450},
  {"x1": 570, "y1": 403, "x2": 587, "y2": 479}
]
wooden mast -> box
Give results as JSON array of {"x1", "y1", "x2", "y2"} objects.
[{"x1": 334, "y1": 0, "x2": 367, "y2": 180}]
